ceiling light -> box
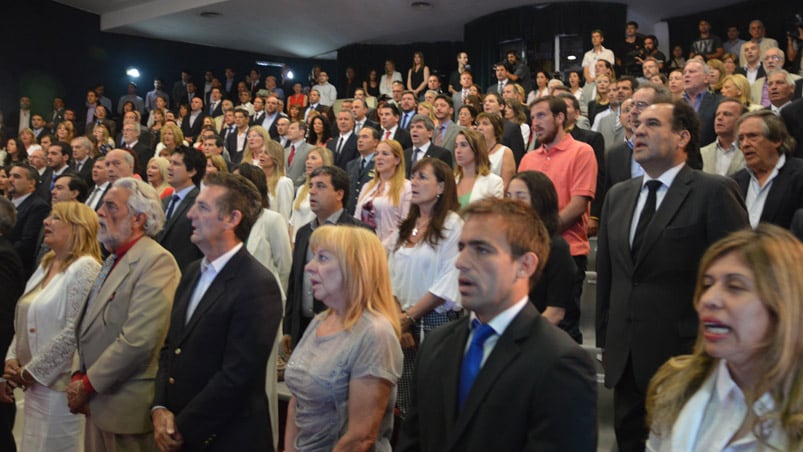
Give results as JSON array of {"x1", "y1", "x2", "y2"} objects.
[
  {"x1": 410, "y1": 2, "x2": 432, "y2": 10},
  {"x1": 126, "y1": 68, "x2": 140, "y2": 78},
  {"x1": 199, "y1": 11, "x2": 221, "y2": 18}
]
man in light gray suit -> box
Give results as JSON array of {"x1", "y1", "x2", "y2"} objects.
[
  {"x1": 594, "y1": 76, "x2": 636, "y2": 149},
  {"x1": 68, "y1": 177, "x2": 180, "y2": 451},
  {"x1": 284, "y1": 120, "x2": 312, "y2": 187},
  {"x1": 700, "y1": 99, "x2": 747, "y2": 176}
]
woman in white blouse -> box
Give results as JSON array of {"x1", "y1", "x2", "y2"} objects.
[
  {"x1": 476, "y1": 112, "x2": 516, "y2": 190},
  {"x1": 389, "y1": 158, "x2": 463, "y2": 420},
  {"x1": 2, "y1": 202, "x2": 101, "y2": 452},
  {"x1": 289, "y1": 146, "x2": 333, "y2": 243},
  {"x1": 645, "y1": 225, "x2": 803, "y2": 451},
  {"x1": 354, "y1": 140, "x2": 411, "y2": 253},
  {"x1": 454, "y1": 129, "x2": 504, "y2": 209},
  {"x1": 257, "y1": 139, "x2": 294, "y2": 224}
]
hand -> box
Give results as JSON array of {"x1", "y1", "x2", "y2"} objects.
[
  {"x1": 400, "y1": 332, "x2": 417, "y2": 350},
  {"x1": 587, "y1": 218, "x2": 599, "y2": 237},
  {"x1": 3, "y1": 359, "x2": 21, "y2": 383},
  {"x1": 152, "y1": 408, "x2": 184, "y2": 452},
  {"x1": 282, "y1": 335, "x2": 293, "y2": 356},
  {"x1": 66, "y1": 380, "x2": 90, "y2": 415},
  {"x1": 0, "y1": 381, "x2": 14, "y2": 404}
]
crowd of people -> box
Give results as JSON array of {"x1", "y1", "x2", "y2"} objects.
[{"x1": 0, "y1": 15, "x2": 801, "y2": 452}]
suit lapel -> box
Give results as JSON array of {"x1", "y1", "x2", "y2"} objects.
[
  {"x1": 437, "y1": 319, "x2": 470, "y2": 431},
  {"x1": 759, "y1": 163, "x2": 790, "y2": 223},
  {"x1": 446, "y1": 306, "x2": 537, "y2": 449},
  {"x1": 613, "y1": 177, "x2": 641, "y2": 270},
  {"x1": 634, "y1": 166, "x2": 692, "y2": 266},
  {"x1": 79, "y1": 248, "x2": 138, "y2": 336},
  {"x1": 161, "y1": 186, "x2": 198, "y2": 236}
]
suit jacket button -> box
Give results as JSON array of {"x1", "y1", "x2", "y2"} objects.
[
  {"x1": 29, "y1": 328, "x2": 36, "y2": 333},
  {"x1": 174, "y1": 348, "x2": 181, "y2": 355},
  {"x1": 168, "y1": 377, "x2": 175, "y2": 384}
]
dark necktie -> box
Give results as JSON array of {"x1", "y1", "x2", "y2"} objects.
[
  {"x1": 412, "y1": 148, "x2": 422, "y2": 164},
  {"x1": 336, "y1": 136, "x2": 344, "y2": 154},
  {"x1": 631, "y1": 180, "x2": 662, "y2": 257},
  {"x1": 360, "y1": 158, "x2": 368, "y2": 171},
  {"x1": 165, "y1": 194, "x2": 180, "y2": 221},
  {"x1": 458, "y1": 319, "x2": 495, "y2": 410}
]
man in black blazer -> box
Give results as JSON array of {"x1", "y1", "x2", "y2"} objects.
[
  {"x1": 120, "y1": 122, "x2": 154, "y2": 180},
  {"x1": 327, "y1": 110, "x2": 359, "y2": 171},
  {"x1": 284, "y1": 166, "x2": 370, "y2": 347},
  {"x1": 346, "y1": 127, "x2": 379, "y2": 216},
  {"x1": 397, "y1": 198, "x2": 597, "y2": 452},
  {"x1": 156, "y1": 146, "x2": 205, "y2": 269},
  {"x1": 378, "y1": 103, "x2": 413, "y2": 150},
  {"x1": 153, "y1": 172, "x2": 282, "y2": 452},
  {"x1": 181, "y1": 96, "x2": 206, "y2": 144},
  {"x1": 403, "y1": 115, "x2": 453, "y2": 177},
  {"x1": 781, "y1": 97, "x2": 803, "y2": 158},
  {"x1": 683, "y1": 60, "x2": 720, "y2": 147},
  {"x1": 36, "y1": 141, "x2": 77, "y2": 204},
  {"x1": 732, "y1": 110, "x2": 803, "y2": 229},
  {"x1": 7, "y1": 164, "x2": 50, "y2": 277},
  {"x1": 596, "y1": 101, "x2": 749, "y2": 451},
  {"x1": 0, "y1": 197, "x2": 24, "y2": 452},
  {"x1": 70, "y1": 136, "x2": 95, "y2": 188},
  {"x1": 5, "y1": 96, "x2": 33, "y2": 139}
]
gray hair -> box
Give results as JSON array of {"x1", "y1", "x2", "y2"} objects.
[
  {"x1": 767, "y1": 69, "x2": 796, "y2": 86},
  {"x1": 113, "y1": 177, "x2": 166, "y2": 237},
  {"x1": 124, "y1": 121, "x2": 142, "y2": 137},
  {"x1": 72, "y1": 135, "x2": 92, "y2": 152},
  {"x1": 410, "y1": 114, "x2": 434, "y2": 131},
  {"x1": 0, "y1": 197, "x2": 16, "y2": 236}
]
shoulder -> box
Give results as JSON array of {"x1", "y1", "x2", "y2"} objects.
[{"x1": 66, "y1": 255, "x2": 102, "y2": 275}]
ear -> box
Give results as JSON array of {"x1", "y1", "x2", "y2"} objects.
[
  {"x1": 677, "y1": 129, "x2": 691, "y2": 149},
  {"x1": 226, "y1": 209, "x2": 243, "y2": 230},
  {"x1": 516, "y1": 251, "x2": 539, "y2": 280}
]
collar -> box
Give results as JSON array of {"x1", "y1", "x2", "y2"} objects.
[
  {"x1": 171, "y1": 184, "x2": 196, "y2": 200},
  {"x1": 770, "y1": 101, "x2": 791, "y2": 115},
  {"x1": 747, "y1": 153, "x2": 786, "y2": 179},
  {"x1": 291, "y1": 139, "x2": 304, "y2": 147},
  {"x1": 113, "y1": 234, "x2": 145, "y2": 259},
  {"x1": 536, "y1": 132, "x2": 572, "y2": 154},
  {"x1": 715, "y1": 138, "x2": 738, "y2": 152},
  {"x1": 714, "y1": 360, "x2": 775, "y2": 417},
  {"x1": 414, "y1": 141, "x2": 432, "y2": 153},
  {"x1": 12, "y1": 192, "x2": 32, "y2": 208},
  {"x1": 384, "y1": 125, "x2": 398, "y2": 134},
  {"x1": 339, "y1": 131, "x2": 353, "y2": 140},
  {"x1": 312, "y1": 208, "x2": 344, "y2": 230},
  {"x1": 469, "y1": 296, "x2": 528, "y2": 336},
  {"x1": 642, "y1": 161, "x2": 685, "y2": 189},
  {"x1": 200, "y1": 242, "x2": 243, "y2": 274}
]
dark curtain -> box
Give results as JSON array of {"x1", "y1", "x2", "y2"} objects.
[
  {"x1": 464, "y1": 3, "x2": 627, "y2": 88},
  {"x1": 666, "y1": 0, "x2": 798, "y2": 65}
]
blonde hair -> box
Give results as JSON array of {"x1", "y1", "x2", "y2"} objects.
[
  {"x1": 647, "y1": 225, "x2": 803, "y2": 449},
  {"x1": 160, "y1": 123, "x2": 184, "y2": 150},
  {"x1": 147, "y1": 157, "x2": 170, "y2": 194},
  {"x1": 722, "y1": 74, "x2": 753, "y2": 107},
  {"x1": 309, "y1": 225, "x2": 401, "y2": 338},
  {"x1": 206, "y1": 154, "x2": 228, "y2": 174},
  {"x1": 360, "y1": 140, "x2": 406, "y2": 207},
  {"x1": 294, "y1": 146, "x2": 333, "y2": 211},
  {"x1": 454, "y1": 128, "x2": 491, "y2": 180},
  {"x1": 41, "y1": 202, "x2": 102, "y2": 270},
  {"x1": 245, "y1": 125, "x2": 270, "y2": 164},
  {"x1": 706, "y1": 59, "x2": 726, "y2": 92},
  {"x1": 262, "y1": 139, "x2": 286, "y2": 196}
]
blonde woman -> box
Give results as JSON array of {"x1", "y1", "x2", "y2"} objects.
[
  {"x1": 354, "y1": 140, "x2": 412, "y2": 253},
  {"x1": 258, "y1": 138, "x2": 294, "y2": 223},
  {"x1": 92, "y1": 123, "x2": 115, "y2": 157},
  {"x1": 245, "y1": 125, "x2": 271, "y2": 166},
  {"x1": 720, "y1": 74, "x2": 763, "y2": 111},
  {"x1": 646, "y1": 225, "x2": 803, "y2": 451},
  {"x1": 156, "y1": 123, "x2": 185, "y2": 158},
  {"x1": 2, "y1": 202, "x2": 101, "y2": 451},
  {"x1": 454, "y1": 129, "x2": 503, "y2": 209},
  {"x1": 146, "y1": 156, "x2": 173, "y2": 199},
  {"x1": 284, "y1": 225, "x2": 402, "y2": 452},
  {"x1": 205, "y1": 154, "x2": 228, "y2": 177},
  {"x1": 289, "y1": 146, "x2": 333, "y2": 242}
]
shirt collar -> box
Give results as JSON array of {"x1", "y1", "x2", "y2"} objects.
[
  {"x1": 536, "y1": 133, "x2": 572, "y2": 154},
  {"x1": 200, "y1": 242, "x2": 243, "y2": 275},
  {"x1": 715, "y1": 138, "x2": 738, "y2": 153},
  {"x1": 171, "y1": 184, "x2": 196, "y2": 200},
  {"x1": 113, "y1": 234, "x2": 145, "y2": 259},
  {"x1": 641, "y1": 161, "x2": 685, "y2": 189},
  {"x1": 312, "y1": 208, "x2": 344, "y2": 230},
  {"x1": 469, "y1": 296, "x2": 529, "y2": 337},
  {"x1": 714, "y1": 359, "x2": 775, "y2": 417},
  {"x1": 12, "y1": 192, "x2": 32, "y2": 208}
]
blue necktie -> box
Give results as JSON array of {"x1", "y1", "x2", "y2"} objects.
[
  {"x1": 458, "y1": 319, "x2": 495, "y2": 410},
  {"x1": 165, "y1": 194, "x2": 180, "y2": 221}
]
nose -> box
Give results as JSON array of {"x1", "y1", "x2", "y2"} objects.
[{"x1": 697, "y1": 282, "x2": 723, "y2": 311}]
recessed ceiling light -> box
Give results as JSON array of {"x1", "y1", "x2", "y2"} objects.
[
  {"x1": 411, "y1": 2, "x2": 432, "y2": 10},
  {"x1": 199, "y1": 11, "x2": 221, "y2": 18}
]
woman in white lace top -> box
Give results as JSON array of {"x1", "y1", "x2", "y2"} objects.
[{"x1": 2, "y1": 202, "x2": 101, "y2": 452}]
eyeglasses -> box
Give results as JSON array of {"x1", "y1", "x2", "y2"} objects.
[{"x1": 764, "y1": 55, "x2": 782, "y2": 62}]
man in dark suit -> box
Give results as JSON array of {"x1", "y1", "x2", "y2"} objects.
[
  {"x1": 781, "y1": 97, "x2": 803, "y2": 158},
  {"x1": 683, "y1": 60, "x2": 720, "y2": 147},
  {"x1": 378, "y1": 103, "x2": 413, "y2": 150},
  {"x1": 596, "y1": 101, "x2": 749, "y2": 451},
  {"x1": 303, "y1": 89, "x2": 328, "y2": 122},
  {"x1": 0, "y1": 197, "x2": 25, "y2": 452},
  {"x1": 5, "y1": 96, "x2": 33, "y2": 139},
  {"x1": 7, "y1": 164, "x2": 50, "y2": 277},
  {"x1": 732, "y1": 110, "x2": 803, "y2": 229},
  {"x1": 327, "y1": 110, "x2": 359, "y2": 171},
  {"x1": 85, "y1": 156, "x2": 110, "y2": 211},
  {"x1": 226, "y1": 109, "x2": 250, "y2": 165},
  {"x1": 120, "y1": 122, "x2": 153, "y2": 180},
  {"x1": 181, "y1": 96, "x2": 205, "y2": 144},
  {"x1": 152, "y1": 172, "x2": 282, "y2": 452},
  {"x1": 254, "y1": 94, "x2": 286, "y2": 141},
  {"x1": 156, "y1": 146, "x2": 205, "y2": 268},
  {"x1": 69, "y1": 136, "x2": 95, "y2": 188},
  {"x1": 284, "y1": 166, "x2": 370, "y2": 347},
  {"x1": 346, "y1": 127, "x2": 379, "y2": 216},
  {"x1": 172, "y1": 71, "x2": 192, "y2": 110},
  {"x1": 206, "y1": 87, "x2": 224, "y2": 118},
  {"x1": 36, "y1": 141, "x2": 77, "y2": 204},
  {"x1": 397, "y1": 198, "x2": 597, "y2": 452},
  {"x1": 351, "y1": 99, "x2": 378, "y2": 132},
  {"x1": 404, "y1": 115, "x2": 453, "y2": 177},
  {"x1": 398, "y1": 91, "x2": 418, "y2": 130}
]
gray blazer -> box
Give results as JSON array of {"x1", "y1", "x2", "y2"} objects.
[
  {"x1": 700, "y1": 141, "x2": 746, "y2": 176},
  {"x1": 285, "y1": 141, "x2": 312, "y2": 187}
]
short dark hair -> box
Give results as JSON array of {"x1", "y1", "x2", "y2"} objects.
[
  {"x1": 310, "y1": 166, "x2": 349, "y2": 203},
  {"x1": 204, "y1": 135, "x2": 225, "y2": 149},
  {"x1": 434, "y1": 94, "x2": 453, "y2": 109},
  {"x1": 627, "y1": 21, "x2": 639, "y2": 28},
  {"x1": 204, "y1": 172, "x2": 263, "y2": 242},
  {"x1": 56, "y1": 174, "x2": 90, "y2": 202},
  {"x1": 171, "y1": 146, "x2": 207, "y2": 186},
  {"x1": 645, "y1": 34, "x2": 659, "y2": 46},
  {"x1": 51, "y1": 141, "x2": 73, "y2": 160},
  {"x1": 556, "y1": 92, "x2": 580, "y2": 112},
  {"x1": 531, "y1": 95, "x2": 567, "y2": 128},
  {"x1": 618, "y1": 75, "x2": 638, "y2": 91},
  {"x1": 666, "y1": 100, "x2": 701, "y2": 155},
  {"x1": 11, "y1": 163, "x2": 38, "y2": 182},
  {"x1": 379, "y1": 103, "x2": 400, "y2": 117}
]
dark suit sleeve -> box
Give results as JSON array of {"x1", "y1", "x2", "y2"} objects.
[
  {"x1": 0, "y1": 244, "x2": 24, "y2": 352},
  {"x1": 706, "y1": 177, "x2": 749, "y2": 241},
  {"x1": 587, "y1": 131, "x2": 607, "y2": 220},
  {"x1": 595, "y1": 190, "x2": 613, "y2": 349},
  {"x1": 525, "y1": 349, "x2": 597, "y2": 450},
  {"x1": 12, "y1": 200, "x2": 49, "y2": 275},
  {"x1": 174, "y1": 263, "x2": 283, "y2": 442}
]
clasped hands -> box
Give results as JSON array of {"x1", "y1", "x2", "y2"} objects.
[{"x1": 1, "y1": 359, "x2": 35, "y2": 403}]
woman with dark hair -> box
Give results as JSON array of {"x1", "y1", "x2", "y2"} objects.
[
  {"x1": 2, "y1": 138, "x2": 26, "y2": 166},
  {"x1": 407, "y1": 51, "x2": 430, "y2": 98},
  {"x1": 646, "y1": 225, "x2": 803, "y2": 451},
  {"x1": 454, "y1": 129, "x2": 503, "y2": 209},
  {"x1": 507, "y1": 171, "x2": 581, "y2": 343},
  {"x1": 527, "y1": 71, "x2": 550, "y2": 104},
  {"x1": 568, "y1": 70, "x2": 584, "y2": 104},
  {"x1": 363, "y1": 68, "x2": 380, "y2": 98},
  {"x1": 476, "y1": 112, "x2": 516, "y2": 189},
  {"x1": 457, "y1": 105, "x2": 478, "y2": 129},
  {"x1": 0, "y1": 167, "x2": 9, "y2": 198},
  {"x1": 287, "y1": 83, "x2": 308, "y2": 113},
  {"x1": 389, "y1": 158, "x2": 463, "y2": 420},
  {"x1": 306, "y1": 115, "x2": 332, "y2": 147},
  {"x1": 587, "y1": 74, "x2": 612, "y2": 126}
]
